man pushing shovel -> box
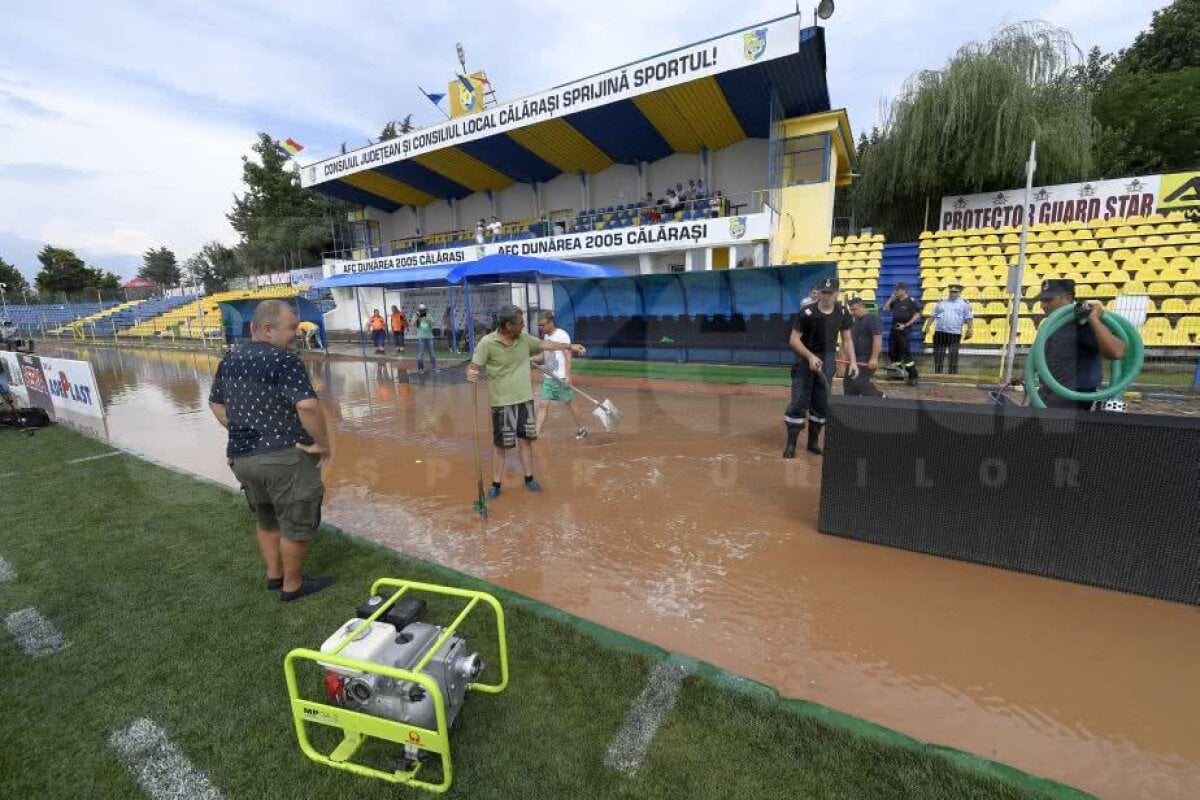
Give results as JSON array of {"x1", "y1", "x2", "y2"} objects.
[{"x1": 467, "y1": 304, "x2": 585, "y2": 499}]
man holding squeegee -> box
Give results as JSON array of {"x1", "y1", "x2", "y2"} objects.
[{"x1": 467, "y1": 305, "x2": 586, "y2": 498}]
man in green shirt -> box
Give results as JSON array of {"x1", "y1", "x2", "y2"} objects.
[{"x1": 467, "y1": 304, "x2": 585, "y2": 497}]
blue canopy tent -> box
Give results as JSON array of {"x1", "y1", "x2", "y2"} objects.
[{"x1": 313, "y1": 255, "x2": 623, "y2": 353}]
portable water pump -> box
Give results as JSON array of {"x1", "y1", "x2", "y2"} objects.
[
  {"x1": 285, "y1": 578, "x2": 509, "y2": 793},
  {"x1": 320, "y1": 595, "x2": 483, "y2": 753}
]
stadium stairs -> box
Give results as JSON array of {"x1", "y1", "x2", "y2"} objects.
[
  {"x1": 118, "y1": 286, "x2": 301, "y2": 340},
  {"x1": 876, "y1": 241, "x2": 923, "y2": 354}
]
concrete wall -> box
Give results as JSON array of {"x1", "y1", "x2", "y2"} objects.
[
  {"x1": 710, "y1": 139, "x2": 768, "y2": 202},
  {"x1": 589, "y1": 163, "x2": 639, "y2": 210},
  {"x1": 540, "y1": 172, "x2": 581, "y2": 215},
  {"x1": 497, "y1": 183, "x2": 537, "y2": 221},
  {"x1": 457, "y1": 192, "x2": 494, "y2": 230},
  {"x1": 423, "y1": 199, "x2": 455, "y2": 234},
  {"x1": 645, "y1": 152, "x2": 702, "y2": 200}
]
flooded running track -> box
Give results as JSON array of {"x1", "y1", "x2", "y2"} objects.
[{"x1": 38, "y1": 344, "x2": 1200, "y2": 800}]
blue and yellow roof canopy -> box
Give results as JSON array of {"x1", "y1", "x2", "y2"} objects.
[{"x1": 304, "y1": 17, "x2": 839, "y2": 212}]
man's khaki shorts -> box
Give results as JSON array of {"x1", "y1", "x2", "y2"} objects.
[{"x1": 230, "y1": 447, "x2": 324, "y2": 541}]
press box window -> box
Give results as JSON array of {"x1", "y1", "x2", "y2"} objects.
[{"x1": 783, "y1": 133, "x2": 829, "y2": 186}]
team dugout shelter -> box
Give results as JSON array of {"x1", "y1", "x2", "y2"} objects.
[{"x1": 303, "y1": 13, "x2": 856, "y2": 359}]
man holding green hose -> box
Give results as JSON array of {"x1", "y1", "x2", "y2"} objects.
[{"x1": 1033, "y1": 279, "x2": 1126, "y2": 409}]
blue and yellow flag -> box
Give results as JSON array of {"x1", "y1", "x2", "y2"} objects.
[{"x1": 449, "y1": 72, "x2": 488, "y2": 117}]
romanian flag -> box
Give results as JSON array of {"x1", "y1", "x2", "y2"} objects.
[{"x1": 275, "y1": 138, "x2": 304, "y2": 158}]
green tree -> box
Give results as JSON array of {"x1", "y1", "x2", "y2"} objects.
[
  {"x1": 1092, "y1": 0, "x2": 1200, "y2": 176},
  {"x1": 852, "y1": 22, "x2": 1095, "y2": 238},
  {"x1": 0, "y1": 256, "x2": 30, "y2": 296},
  {"x1": 138, "y1": 246, "x2": 181, "y2": 287},
  {"x1": 35, "y1": 246, "x2": 92, "y2": 294},
  {"x1": 1113, "y1": 0, "x2": 1199, "y2": 73},
  {"x1": 184, "y1": 241, "x2": 241, "y2": 294},
  {"x1": 378, "y1": 115, "x2": 414, "y2": 141},
  {"x1": 34, "y1": 246, "x2": 118, "y2": 295},
  {"x1": 228, "y1": 133, "x2": 349, "y2": 276}
]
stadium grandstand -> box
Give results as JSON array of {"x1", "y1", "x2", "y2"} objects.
[
  {"x1": 918, "y1": 211, "x2": 1200, "y2": 349},
  {"x1": 116, "y1": 286, "x2": 301, "y2": 341},
  {"x1": 302, "y1": 13, "x2": 855, "y2": 336}
]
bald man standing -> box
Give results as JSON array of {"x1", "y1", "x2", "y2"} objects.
[{"x1": 209, "y1": 299, "x2": 333, "y2": 602}]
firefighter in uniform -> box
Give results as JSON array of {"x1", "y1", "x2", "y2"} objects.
[
  {"x1": 883, "y1": 282, "x2": 921, "y2": 385},
  {"x1": 783, "y1": 277, "x2": 858, "y2": 458}
]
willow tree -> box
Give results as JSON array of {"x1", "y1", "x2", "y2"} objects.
[{"x1": 853, "y1": 22, "x2": 1096, "y2": 238}]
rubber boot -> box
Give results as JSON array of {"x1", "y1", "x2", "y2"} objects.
[
  {"x1": 806, "y1": 421, "x2": 824, "y2": 455},
  {"x1": 782, "y1": 423, "x2": 802, "y2": 459},
  {"x1": 906, "y1": 363, "x2": 920, "y2": 386}
]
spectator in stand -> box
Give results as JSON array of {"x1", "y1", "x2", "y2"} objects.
[
  {"x1": 675, "y1": 181, "x2": 686, "y2": 201},
  {"x1": 686, "y1": 179, "x2": 698, "y2": 202},
  {"x1": 390, "y1": 305, "x2": 407, "y2": 351},
  {"x1": 923, "y1": 284, "x2": 973, "y2": 374},
  {"x1": 487, "y1": 216, "x2": 503, "y2": 238},
  {"x1": 475, "y1": 219, "x2": 486, "y2": 244},
  {"x1": 710, "y1": 190, "x2": 724, "y2": 218},
  {"x1": 694, "y1": 179, "x2": 708, "y2": 199},
  {"x1": 664, "y1": 189, "x2": 681, "y2": 213},
  {"x1": 367, "y1": 308, "x2": 387, "y2": 354},
  {"x1": 643, "y1": 191, "x2": 655, "y2": 207}
]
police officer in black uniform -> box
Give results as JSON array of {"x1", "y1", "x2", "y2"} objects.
[
  {"x1": 783, "y1": 277, "x2": 858, "y2": 458},
  {"x1": 882, "y1": 282, "x2": 921, "y2": 385}
]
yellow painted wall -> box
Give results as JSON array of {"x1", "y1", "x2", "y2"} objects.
[
  {"x1": 769, "y1": 110, "x2": 853, "y2": 265},
  {"x1": 711, "y1": 247, "x2": 730, "y2": 270}
]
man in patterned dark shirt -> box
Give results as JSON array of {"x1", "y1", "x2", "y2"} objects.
[{"x1": 209, "y1": 300, "x2": 333, "y2": 602}]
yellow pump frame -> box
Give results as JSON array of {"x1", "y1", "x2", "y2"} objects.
[{"x1": 283, "y1": 578, "x2": 509, "y2": 793}]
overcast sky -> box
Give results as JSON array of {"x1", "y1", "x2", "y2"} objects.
[{"x1": 0, "y1": 0, "x2": 1168, "y2": 283}]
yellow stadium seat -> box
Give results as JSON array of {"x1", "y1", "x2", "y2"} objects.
[
  {"x1": 1112, "y1": 248, "x2": 1134, "y2": 262},
  {"x1": 1080, "y1": 272, "x2": 1105, "y2": 284},
  {"x1": 1158, "y1": 246, "x2": 1180, "y2": 259},
  {"x1": 1160, "y1": 298, "x2": 1187, "y2": 313},
  {"x1": 1094, "y1": 283, "x2": 1118, "y2": 297},
  {"x1": 1191, "y1": 298, "x2": 1200, "y2": 312},
  {"x1": 1142, "y1": 330, "x2": 1166, "y2": 346},
  {"x1": 1144, "y1": 317, "x2": 1171, "y2": 332},
  {"x1": 1176, "y1": 281, "x2": 1199, "y2": 296},
  {"x1": 1108, "y1": 270, "x2": 1130, "y2": 283},
  {"x1": 1162, "y1": 330, "x2": 1191, "y2": 346},
  {"x1": 918, "y1": 231, "x2": 933, "y2": 240},
  {"x1": 1160, "y1": 268, "x2": 1185, "y2": 282},
  {"x1": 1136, "y1": 225, "x2": 1156, "y2": 236},
  {"x1": 1147, "y1": 282, "x2": 1172, "y2": 295},
  {"x1": 1114, "y1": 225, "x2": 1136, "y2": 238}
]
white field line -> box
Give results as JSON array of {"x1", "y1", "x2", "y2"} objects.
[
  {"x1": 109, "y1": 718, "x2": 227, "y2": 800},
  {"x1": 603, "y1": 658, "x2": 695, "y2": 775},
  {"x1": 0, "y1": 556, "x2": 14, "y2": 583},
  {"x1": 64, "y1": 451, "x2": 121, "y2": 464}
]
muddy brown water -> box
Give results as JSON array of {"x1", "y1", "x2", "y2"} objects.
[{"x1": 37, "y1": 344, "x2": 1200, "y2": 800}]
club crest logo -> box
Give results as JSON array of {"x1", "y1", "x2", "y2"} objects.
[
  {"x1": 728, "y1": 216, "x2": 747, "y2": 239},
  {"x1": 458, "y1": 82, "x2": 478, "y2": 112},
  {"x1": 743, "y1": 29, "x2": 767, "y2": 61}
]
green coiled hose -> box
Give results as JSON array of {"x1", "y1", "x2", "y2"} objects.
[{"x1": 1025, "y1": 304, "x2": 1144, "y2": 409}]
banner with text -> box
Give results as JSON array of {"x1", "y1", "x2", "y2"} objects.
[
  {"x1": 37, "y1": 356, "x2": 105, "y2": 419},
  {"x1": 17, "y1": 354, "x2": 53, "y2": 414},
  {"x1": 938, "y1": 171, "x2": 1200, "y2": 231},
  {"x1": 326, "y1": 214, "x2": 770, "y2": 277},
  {"x1": 302, "y1": 15, "x2": 802, "y2": 187}
]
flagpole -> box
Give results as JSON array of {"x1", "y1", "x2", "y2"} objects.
[{"x1": 418, "y1": 86, "x2": 452, "y2": 120}]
